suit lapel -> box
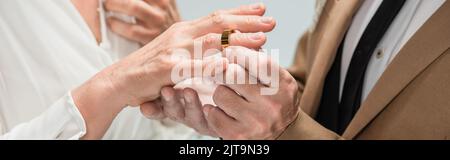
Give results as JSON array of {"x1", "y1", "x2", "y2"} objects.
[
  {"x1": 344, "y1": 1, "x2": 450, "y2": 139},
  {"x1": 301, "y1": 0, "x2": 362, "y2": 116}
]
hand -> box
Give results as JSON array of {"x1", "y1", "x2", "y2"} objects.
[
  {"x1": 141, "y1": 87, "x2": 218, "y2": 137},
  {"x1": 105, "y1": 0, "x2": 181, "y2": 45},
  {"x1": 108, "y1": 4, "x2": 274, "y2": 107},
  {"x1": 72, "y1": 4, "x2": 275, "y2": 139},
  {"x1": 141, "y1": 46, "x2": 300, "y2": 140},
  {"x1": 204, "y1": 47, "x2": 300, "y2": 140}
]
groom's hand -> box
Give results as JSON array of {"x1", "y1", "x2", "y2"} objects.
[
  {"x1": 202, "y1": 47, "x2": 300, "y2": 140},
  {"x1": 141, "y1": 86, "x2": 218, "y2": 137}
]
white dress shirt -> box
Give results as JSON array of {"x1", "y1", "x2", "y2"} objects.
[
  {"x1": 0, "y1": 0, "x2": 210, "y2": 140},
  {"x1": 340, "y1": 0, "x2": 446, "y2": 102}
]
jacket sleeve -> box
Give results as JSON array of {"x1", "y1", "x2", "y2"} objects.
[
  {"x1": 282, "y1": 27, "x2": 343, "y2": 140},
  {"x1": 278, "y1": 111, "x2": 343, "y2": 140}
]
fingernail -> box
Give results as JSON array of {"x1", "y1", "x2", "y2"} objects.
[
  {"x1": 260, "y1": 17, "x2": 274, "y2": 24},
  {"x1": 251, "y1": 32, "x2": 264, "y2": 41},
  {"x1": 251, "y1": 3, "x2": 263, "y2": 10}
]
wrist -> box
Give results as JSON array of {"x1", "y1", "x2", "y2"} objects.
[
  {"x1": 77, "y1": 71, "x2": 126, "y2": 108},
  {"x1": 71, "y1": 71, "x2": 126, "y2": 139}
]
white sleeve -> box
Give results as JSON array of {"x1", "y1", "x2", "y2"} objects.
[{"x1": 0, "y1": 92, "x2": 87, "y2": 140}]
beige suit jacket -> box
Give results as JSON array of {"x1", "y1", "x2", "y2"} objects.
[{"x1": 280, "y1": 0, "x2": 450, "y2": 140}]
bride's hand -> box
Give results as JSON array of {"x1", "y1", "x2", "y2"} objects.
[
  {"x1": 71, "y1": 3, "x2": 275, "y2": 139},
  {"x1": 105, "y1": 0, "x2": 181, "y2": 45}
]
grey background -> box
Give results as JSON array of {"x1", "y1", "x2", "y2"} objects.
[{"x1": 176, "y1": 0, "x2": 316, "y2": 67}]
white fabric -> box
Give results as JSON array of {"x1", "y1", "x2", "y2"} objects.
[
  {"x1": 340, "y1": 0, "x2": 445, "y2": 102},
  {"x1": 0, "y1": 0, "x2": 211, "y2": 140}
]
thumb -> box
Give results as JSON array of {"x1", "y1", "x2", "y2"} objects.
[{"x1": 140, "y1": 99, "x2": 166, "y2": 120}]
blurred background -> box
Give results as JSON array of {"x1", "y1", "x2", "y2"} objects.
[{"x1": 177, "y1": 0, "x2": 316, "y2": 67}]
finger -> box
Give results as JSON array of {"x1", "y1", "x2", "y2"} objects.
[
  {"x1": 191, "y1": 14, "x2": 276, "y2": 37},
  {"x1": 143, "y1": 0, "x2": 171, "y2": 9},
  {"x1": 104, "y1": 0, "x2": 165, "y2": 23},
  {"x1": 161, "y1": 87, "x2": 185, "y2": 122},
  {"x1": 223, "y1": 46, "x2": 291, "y2": 87},
  {"x1": 140, "y1": 99, "x2": 166, "y2": 120},
  {"x1": 183, "y1": 88, "x2": 211, "y2": 135},
  {"x1": 213, "y1": 3, "x2": 266, "y2": 16},
  {"x1": 214, "y1": 64, "x2": 263, "y2": 102},
  {"x1": 167, "y1": 0, "x2": 181, "y2": 21},
  {"x1": 169, "y1": 58, "x2": 228, "y2": 85},
  {"x1": 203, "y1": 104, "x2": 237, "y2": 137},
  {"x1": 143, "y1": 0, "x2": 164, "y2": 8},
  {"x1": 212, "y1": 85, "x2": 248, "y2": 119},
  {"x1": 145, "y1": 0, "x2": 181, "y2": 22},
  {"x1": 195, "y1": 32, "x2": 266, "y2": 52},
  {"x1": 107, "y1": 17, "x2": 159, "y2": 44}
]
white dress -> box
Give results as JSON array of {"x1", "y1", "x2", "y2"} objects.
[{"x1": 0, "y1": 0, "x2": 211, "y2": 140}]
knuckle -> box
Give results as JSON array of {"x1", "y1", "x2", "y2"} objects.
[
  {"x1": 140, "y1": 106, "x2": 161, "y2": 119},
  {"x1": 170, "y1": 22, "x2": 184, "y2": 29},
  {"x1": 176, "y1": 111, "x2": 186, "y2": 121},
  {"x1": 203, "y1": 34, "x2": 217, "y2": 46},
  {"x1": 160, "y1": 56, "x2": 176, "y2": 68},
  {"x1": 141, "y1": 62, "x2": 156, "y2": 77},
  {"x1": 244, "y1": 34, "x2": 256, "y2": 43},
  {"x1": 153, "y1": 12, "x2": 167, "y2": 23},
  {"x1": 159, "y1": 0, "x2": 171, "y2": 9},
  {"x1": 284, "y1": 76, "x2": 296, "y2": 87},
  {"x1": 149, "y1": 56, "x2": 172, "y2": 75},
  {"x1": 209, "y1": 11, "x2": 225, "y2": 26},
  {"x1": 283, "y1": 77, "x2": 298, "y2": 92},
  {"x1": 211, "y1": 10, "x2": 225, "y2": 16},
  {"x1": 245, "y1": 17, "x2": 254, "y2": 26},
  {"x1": 170, "y1": 22, "x2": 189, "y2": 34},
  {"x1": 168, "y1": 110, "x2": 185, "y2": 121},
  {"x1": 140, "y1": 106, "x2": 151, "y2": 116},
  {"x1": 125, "y1": 0, "x2": 137, "y2": 12}
]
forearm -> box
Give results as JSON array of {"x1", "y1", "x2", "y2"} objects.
[
  {"x1": 71, "y1": 69, "x2": 126, "y2": 140},
  {"x1": 278, "y1": 111, "x2": 343, "y2": 140}
]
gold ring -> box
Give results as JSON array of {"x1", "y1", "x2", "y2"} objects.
[{"x1": 221, "y1": 29, "x2": 235, "y2": 49}]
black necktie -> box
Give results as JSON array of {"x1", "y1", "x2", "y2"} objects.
[{"x1": 316, "y1": 0, "x2": 406, "y2": 134}]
